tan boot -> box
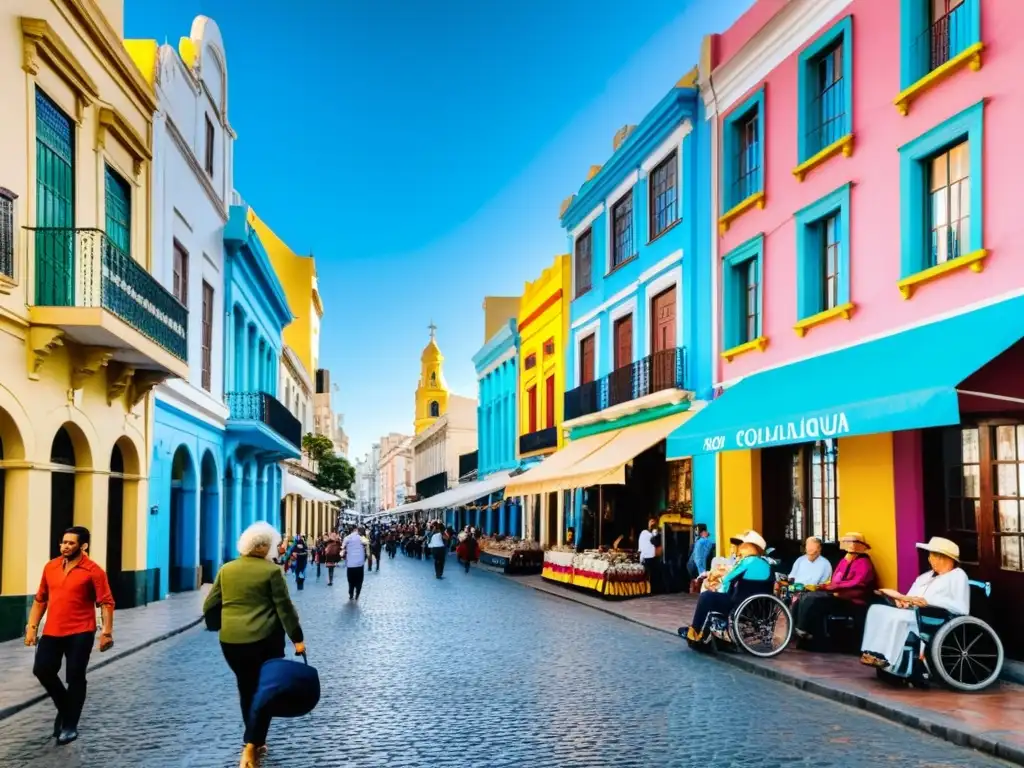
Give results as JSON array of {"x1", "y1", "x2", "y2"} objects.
[{"x1": 239, "y1": 743, "x2": 259, "y2": 768}]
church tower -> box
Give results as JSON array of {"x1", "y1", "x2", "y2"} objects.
[{"x1": 414, "y1": 322, "x2": 450, "y2": 435}]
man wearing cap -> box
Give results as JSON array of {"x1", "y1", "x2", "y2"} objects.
[
  {"x1": 860, "y1": 537, "x2": 970, "y2": 670},
  {"x1": 791, "y1": 532, "x2": 876, "y2": 648}
]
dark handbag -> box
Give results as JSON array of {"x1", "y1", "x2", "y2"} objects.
[
  {"x1": 251, "y1": 651, "x2": 320, "y2": 719},
  {"x1": 204, "y1": 603, "x2": 222, "y2": 631}
]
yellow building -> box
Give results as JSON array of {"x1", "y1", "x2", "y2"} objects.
[
  {"x1": 0, "y1": 0, "x2": 188, "y2": 638},
  {"x1": 414, "y1": 324, "x2": 449, "y2": 435},
  {"x1": 517, "y1": 254, "x2": 571, "y2": 459}
]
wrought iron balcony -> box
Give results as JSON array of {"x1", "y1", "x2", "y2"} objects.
[
  {"x1": 226, "y1": 391, "x2": 302, "y2": 451},
  {"x1": 29, "y1": 227, "x2": 187, "y2": 361},
  {"x1": 519, "y1": 426, "x2": 558, "y2": 455},
  {"x1": 564, "y1": 347, "x2": 688, "y2": 420}
]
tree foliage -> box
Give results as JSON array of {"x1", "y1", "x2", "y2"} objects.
[{"x1": 302, "y1": 432, "x2": 355, "y2": 496}]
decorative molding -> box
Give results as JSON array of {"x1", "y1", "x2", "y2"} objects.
[
  {"x1": 106, "y1": 361, "x2": 134, "y2": 405},
  {"x1": 571, "y1": 203, "x2": 604, "y2": 240},
  {"x1": 612, "y1": 125, "x2": 636, "y2": 151},
  {"x1": 897, "y1": 248, "x2": 988, "y2": 299},
  {"x1": 894, "y1": 42, "x2": 984, "y2": 116},
  {"x1": 20, "y1": 17, "x2": 99, "y2": 119},
  {"x1": 721, "y1": 335, "x2": 769, "y2": 362},
  {"x1": 586, "y1": 164, "x2": 602, "y2": 181},
  {"x1": 163, "y1": 106, "x2": 228, "y2": 221},
  {"x1": 718, "y1": 191, "x2": 766, "y2": 234},
  {"x1": 97, "y1": 106, "x2": 151, "y2": 176},
  {"x1": 793, "y1": 302, "x2": 856, "y2": 337},
  {"x1": 640, "y1": 120, "x2": 693, "y2": 173},
  {"x1": 792, "y1": 134, "x2": 854, "y2": 182},
  {"x1": 130, "y1": 370, "x2": 171, "y2": 409},
  {"x1": 27, "y1": 326, "x2": 64, "y2": 380},
  {"x1": 70, "y1": 346, "x2": 115, "y2": 390}
]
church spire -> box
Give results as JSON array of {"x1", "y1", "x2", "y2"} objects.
[{"x1": 414, "y1": 322, "x2": 449, "y2": 434}]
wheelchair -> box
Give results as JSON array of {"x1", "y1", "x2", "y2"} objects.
[
  {"x1": 690, "y1": 577, "x2": 793, "y2": 658},
  {"x1": 876, "y1": 580, "x2": 1004, "y2": 692}
]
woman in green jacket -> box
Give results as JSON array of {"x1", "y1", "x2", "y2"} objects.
[{"x1": 204, "y1": 521, "x2": 305, "y2": 768}]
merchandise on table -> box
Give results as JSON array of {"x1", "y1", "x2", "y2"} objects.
[
  {"x1": 541, "y1": 548, "x2": 651, "y2": 598},
  {"x1": 479, "y1": 536, "x2": 543, "y2": 573}
]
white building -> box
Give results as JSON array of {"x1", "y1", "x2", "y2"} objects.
[
  {"x1": 412, "y1": 394, "x2": 478, "y2": 501},
  {"x1": 147, "y1": 16, "x2": 232, "y2": 595}
]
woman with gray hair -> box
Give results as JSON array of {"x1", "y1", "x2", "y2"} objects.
[{"x1": 203, "y1": 521, "x2": 305, "y2": 768}]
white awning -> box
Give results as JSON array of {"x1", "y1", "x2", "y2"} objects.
[
  {"x1": 282, "y1": 470, "x2": 341, "y2": 503},
  {"x1": 414, "y1": 470, "x2": 514, "y2": 512}
]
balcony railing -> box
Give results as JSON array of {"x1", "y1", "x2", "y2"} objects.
[
  {"x1": 29, "y1": 227, "x2": 187, "y2": 361},
  {"x1": 564, "y1": 347, "x2": 688, "y2": 421},
  {"x1": 912, "y1": 0, "x2": 973, "y2": 77},
  {"x1": 226, "y1": 391, "x2": 302, "y2": 450},
  {"x1": 519, "y1": 426, "x2": 558, "y2": 455}
]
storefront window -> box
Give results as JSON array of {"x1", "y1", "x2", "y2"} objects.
[
  {"x1": 992, "y1": 425, "x2": 1024, "y2": 572},
  {"x1": 785, "y1": 440, "x2": 839, "y2": 542},
  {"x1": 942, "y1": 427, "x2": 980, "y2": 565}
]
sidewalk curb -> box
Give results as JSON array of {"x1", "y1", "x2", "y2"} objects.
[
  {"x1": 0, "y1": 616, "x2": 203, "y2": 723},
  {"x1": 505, "y1": 575, "x2": 1024, "y2": 766}
]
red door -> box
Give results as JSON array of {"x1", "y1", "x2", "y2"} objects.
[
  {"x1": 527, "y1": 385, "x2": 537, "y2": 434},
  {"x1": 545, "y1": 375, "x2": 555, "y2": 429},
  {"x1": 579, "y1": 334, "x2": 595, "y2": 385},
  {"x1": 651, "y1": 286, "x2": 677, "y2": 391},
  {"x1": 614, "y1": 315, "x2": 632, "y2": 369},
  {"x1": 611, "y1": 315, "x2": 633, "y2": 405}
]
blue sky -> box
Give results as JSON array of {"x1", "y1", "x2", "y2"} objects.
[{"x1": 125, "y1": 0, "x2": 752, "y2": 460}]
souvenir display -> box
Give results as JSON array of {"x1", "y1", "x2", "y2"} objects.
[
  {"x1": 541, "y1": 547, "x2": 651, "y2": 598},
  {"x1": 479, "y1": 535, "x2": 543, "y2": 574}
]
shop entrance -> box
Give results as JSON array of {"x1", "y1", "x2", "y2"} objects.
[
  {"x1": 49, "y1": 426, "x2": 77, "y2": 559},
  {"x1": 923, "y1": 423, "x2": 1024, "y2": 656}
]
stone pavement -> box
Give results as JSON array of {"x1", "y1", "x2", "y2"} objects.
[
  {"x1": 511, "y1": 574, "x2": 1024, "y2": 765},
  {"x1": 0, "y1": 587, "x2": 208, "y2": 721},
  {"x1": 0, "y1": 555, "x2": 1013, "y2": 767}
]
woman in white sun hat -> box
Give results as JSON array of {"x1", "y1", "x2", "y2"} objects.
[{"x1": 859, "y1": 536, "x2": 970, "y2": 670}]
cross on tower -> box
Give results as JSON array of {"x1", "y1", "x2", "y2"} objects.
[{"x1": 428, "y1": 320, "x2": 437, "y2": 339}]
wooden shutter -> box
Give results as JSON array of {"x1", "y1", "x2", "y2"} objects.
[
  {"x1": 614, "y1": 314, "x2": 633, "y2": 370},
  {"x1": 545, "y1": 375, "x2": 555, "y2": 429},
  {"x1": 579, "y1": 334, "x2": 595, "y2": 385}
]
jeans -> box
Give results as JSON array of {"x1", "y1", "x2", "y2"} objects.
[
  {"x1": 371, "y1": 547, "x2": 382, "y2": 570},
  {"x1": 432, "y1": 546, "x2": 446, "y2": 577},
  {"x1": 33, "y1": 631, "x2": 94, "y2": 730},
  {"x1": 689, "y1": 590, "x2": 732, "y2": 633},
  {"x1": 220, "y1": 630, "x2": 285, "y2": 747},
  {"x1": 294, "y1": 559, "x2": 307, "y2": 589},
  {"x1": 347, "y1": 566, "x2": 364, "y2": 598},
  {"x1": 315, "y1": 561, "x2": 321, "y2": 578},
  {"x1": 326, "y1": 564, "x2": 336, "y2": 585}
]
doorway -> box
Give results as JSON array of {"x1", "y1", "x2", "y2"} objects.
[
  {"x1": 107, "y1": 444, "x2": 125, "y2": 603},
  {"x1": 50, "y1": 427, "x2": 77, "y2": 559},
  {"x1": 650, "y1": 285, "x2": 677, "y2": 392},
  {"x1": 222, "y1": 463, "x2": 235, "y2": 564},
  {"x1": 169, "y1": 446, "x2": 196, "y2": 592},
  {"x1": 199, "y1": 450, "x2": 219, "y2": 584}
]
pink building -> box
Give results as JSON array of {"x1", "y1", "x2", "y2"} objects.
[
  {"x1": 667, "y1": 0, "x2": 1024, "y2": 655},
  {"x1": 379, "y1": 433, "x2": 414, "y2": 512}
]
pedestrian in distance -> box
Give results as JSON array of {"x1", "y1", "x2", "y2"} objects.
[
  {"x1": 456, "y1": 529, "x2": 479, "y2": 574},
  {"x1": 323, "y1": 532, "x2": 341, "y2": 586},
  {"x1": 369, "y1": 527, "x2": 383, "y2": 572},
  {"x1": 25, "y1": 526, "x2": 115, "y2": 746},
  {"x1": 203, "y1": 521, "x2": 305, "y2": 768},
  {"x1": 429, "y1": 522, "x2": 449, "y2": 579},
  {"x1": 313, "y1": 535, "x2": 325, "y2": 580},
  {"x1": 342, "y1": 525, "x2": 367, "y2": 600},
  {"x1": 291, "y1": 535, "x2": 309, "y2": 591}
]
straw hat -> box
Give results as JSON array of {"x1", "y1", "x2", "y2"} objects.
[
  {"x1": 840, "y1": 532, "x2": 871, "y2": 550},
  {"x1": 916, "y1": 536, "x2": 960, "y2": 562},
  {"x1": 737, "y1": 531, "x2": 767, "y2": 551},
  {"x1": 729, "y1": 531, "x2": 750, "y2": 546}
]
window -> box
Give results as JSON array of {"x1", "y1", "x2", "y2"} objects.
[
  {"x1": 201, "y1": 281, "x2": 213, "y2": 391},
  {"x1": 545, "y1": 375, "x2": 555, "y2": 429},
  {"x1": 722, "y1": 88, "x2": 765, "y2": 212},
  {"x1": 0, "y1": 187, "x2": 14, "y2": 279},
  {"x1": 722, "y1": 234, "x2": 764, "y2": 351},
  {"x1": 899, "y1": 0, "x2": 980, "y2": 93},
  {"x1": 430, "y1": 372, "x2": 436, "y2": 386},
  {"x1": 898, "y1": 101, "x2": 983, "y2": 288},
  {"x1": 204, "y1": 115, "x2": 215, "y2": 177},
  {"x1": 524, "y1": 353, "x2": 536, "y2": 370},
  {"x1": 543, "y1": 338, "x2": 555, "y2": 357},
  {"x1": 527, "y1": 385, "x2": 537, "y2": 434},
  {"x1": 104, "y1": 166, "x2": 131, "y2": 255},
  {"x1": 794, "y1": 183, "x2": 851, "y2": 321},
  {"x1": 797, "y1": 16, "x2": 853, "y2": 164},
  {"x1": 786, "y1": 441, "x2": 839, "y2": 542},
  {"x1": 991, "y1": 425, "x2": 1024, "y2": 572},
  {"x1": 429, "y1": 401, "x2": 439, "y2": 418},
  {"x1": 649, "y1": 151, "x2": 678, "y2": 239},
  {"x1": 667, "y1": 458, "x2": 692, "y2": 510},
  {"x1": 941, "y1": 427, "x2": 981, "y2": 564},
  {"x1": 928, "y1": 141, "x2": 969, "y2": 266},
  {"x1": 172, "y1": 240, "x2": 189, "y2": 306},
  {"x1": 574, "y1": 228, "x2": 592, "y2": 298},
  {"x1": 610, "y1": 191, "x2": 633, "y2": 269}
]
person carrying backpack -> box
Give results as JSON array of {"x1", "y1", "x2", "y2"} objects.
[{"x1": 323, "y1": 533, "x2": 341, "y2": 586}]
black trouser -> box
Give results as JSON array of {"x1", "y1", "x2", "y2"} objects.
[
  {"x1": 642, "y1": 558, "x2": 661, "y2": 595},
  {"x1": 371, "y1": 547, "x2": 382, "y2": 570},
  {"x1": 326, "y1": 564, "x2": 336, "y2": 584},
  {"x1": 347, "y1": 566, "x2": 364, "y2": 597},
  {"x1": 220, "y1": 630, "x2": 285, "y2": 747},
  {"x1": 316, "y1": 561, "x2": 322, "y2": 578},
  {"x1": 689, "y1": 590, "x2": 732, "y2": 633},
  {"x1": 793, "y1": 592, "x2": 866, "y2": 641},
  {"x1": 432, "y1": 546, "x2": 446, "y2": 577},
  {"x1": 34, "y1": 631, "x2": 94, "y2": 731},
  {"x1": 463, "y1": 557, "x2": 471, "y2": 573}
]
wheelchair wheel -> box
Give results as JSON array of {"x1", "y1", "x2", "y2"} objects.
[
  {"x1": 929, "y1": 615, "x2": 1004, "y2": 692},
  {"x1": 730, "y1": 594, "x2": 793, "y2": 658}
]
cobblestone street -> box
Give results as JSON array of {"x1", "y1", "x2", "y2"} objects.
[{"x1": 0, "y1": 557, "x2": 1013, "y2": 768}]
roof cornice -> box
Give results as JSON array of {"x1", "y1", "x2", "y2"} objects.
[
  {"x1": 224, "y1": 205, "x2": 293, "y2": 329},
  {"x1": 472, "y1": 318, "x2": 518, "y2": 371}
]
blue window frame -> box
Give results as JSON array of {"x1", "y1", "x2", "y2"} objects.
[
  {"x1": 900, "y1": 0, "x2": 980, "y2": 89},
  {"x1": 794, "y1": 184, "x2": 851, "y2": 320},
  {"x1": 797, "y1": 16, "x2": 853, "y2": 163},
  {"x1": 721, "y1": 88, "x2": 765, "y2": 212},
  {"x1": 722, "y1": 234, "x2": 764, "y2": 349},
  {"x1": 899, "y1": 100, "x2": 983, "y2": 279}
]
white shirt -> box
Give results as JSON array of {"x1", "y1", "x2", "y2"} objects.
[
  {"x1": 788, "y1": 555, "x2": 833, "y2": 586},
  {"x1": 907, "y1": 567, "x2": 970, "y2": 614},
  {"x1": 342, "y1": 533, "x2": 366, "y2": 567},
  {"x1": 638, "y1": 529, "x2": 656, "y2": 560},
  {"x1": 428, "y1": 532, "x2": 445, "y2": 548}
]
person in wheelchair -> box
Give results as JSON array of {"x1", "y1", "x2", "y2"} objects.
[
  {"x1": 678, "y1": 531, "x2": 771, "y2": 643},
  {"x1": 860, "y1": 537, "x2": 969, "y2": 671}
]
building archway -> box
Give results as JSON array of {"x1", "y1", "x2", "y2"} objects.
[
  {"x1": 222, "y1": 462, "x2": 235, "y2": 564},
  {"x1": 49, "y1": 425, "x2": 84, "y2": 559},
  {"x1": 199, "y1": 450, "x2": 219, "y2": 584},
  {"x1": 169, "y1": 445, "x2": 197, "y2": 592},
  {"x1": 107, "y1": 443, "x2": 125, "y2": 601}
]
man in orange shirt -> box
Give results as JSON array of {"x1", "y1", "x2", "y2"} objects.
[{"x1": 24, "y1": 526, "x2": 115, "y2": 745}]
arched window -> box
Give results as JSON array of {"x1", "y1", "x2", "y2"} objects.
[
  {"x1": 429, "y1": 401, "x2": 440, "y2": 418},
  {"x1": 430, "y1": 372, "x2": 437, "y2": 386}
]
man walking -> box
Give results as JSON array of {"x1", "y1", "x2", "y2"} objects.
[
  {"x1": 324, "y1": 532, "x2": 341, "y2": 586},
  {"x1": 25, "y1": 526, "x2": 114, "y2": 745},
  {"x1": 428, "y1": 522, "x2": 448, "y2": 579},
  {"x1": 342, "y1": 526, "x2": 367, "y2": 600}
]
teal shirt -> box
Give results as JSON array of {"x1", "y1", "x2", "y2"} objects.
[{"x1": 718, "y1": 555, "x2": 772, "y2": 593}]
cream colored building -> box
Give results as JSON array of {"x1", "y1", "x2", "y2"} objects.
[
  {"x1": 412, "y1": 395, "x2": 477, "y2": 500},
  {"x1": 0, "y1": 0, "x2": 190, "y2": 638},
  {"x1": 378, "y1": 432, "x2": 413, "y2": 511}
]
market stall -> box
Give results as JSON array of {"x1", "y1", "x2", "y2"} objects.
[
  {"x1": 541, "y1": 548, "x2": 651, "y2": 598},
  {"x1": 478, "y1": 536, "x2": 543, "y2": 574}
]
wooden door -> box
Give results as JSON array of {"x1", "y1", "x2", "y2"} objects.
[
  {"x1": 611, "y1": 315, "x2": 633, "y2": 405},
  {"x1": 545, "y1": 375, "x2": 555, "y2": 429},
  {"x1": 35, "y1": 89, "x2": 74, "y2": 306},
  {"x1": 614, "y1": 315, "x2": 632, "y2": 369},
  {"x1": 527, "y1": 385, "x2": 537, "y2": 434},
  {"x1": 579, "y1": 334, "x2": 595, "y2": 385},
  {"x1": 650, "y1": 286, "x2": 677, "y2": 391}
]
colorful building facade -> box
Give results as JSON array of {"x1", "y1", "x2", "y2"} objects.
[
  {"x1": 414, "y1": 324, "x2": 449, "y2": 435},
  {"x1": 664, "y1": 0, "x2": 1024, "y2": 651},
  {"x1": 0, "y1": 0, "x2": 191, "y2": 639}
]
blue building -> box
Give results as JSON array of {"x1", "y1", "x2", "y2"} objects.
[{"x1": 557, "y1": 73, "x2": 714, "y2": 548}]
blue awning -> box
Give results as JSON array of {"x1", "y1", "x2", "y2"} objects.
[{"x1": 667, "y1": 295, "x2": 1024, "y2": 457}]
